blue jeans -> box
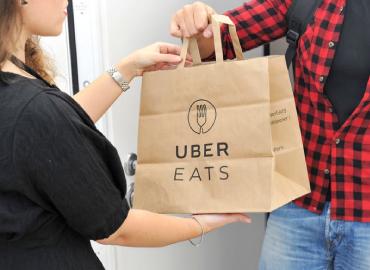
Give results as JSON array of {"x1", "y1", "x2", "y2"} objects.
[{"x1": 259, "y1": 202, "x2": 370, "y2": 270}]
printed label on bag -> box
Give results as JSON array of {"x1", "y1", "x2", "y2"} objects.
[
  {"x1": 271, "y1": 107, "x2": 290, "y2": 125},
  {"x1": 173, "y1": 99, "x2": 229, "y2": 182},
  {"x1": 271, "y1": 106, "x2": 292, "y2": 153}
]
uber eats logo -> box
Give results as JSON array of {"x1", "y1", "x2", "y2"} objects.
[
  {"x1": 188, "y1": 99, "x2": 217, "y2": 134},
  {"x1": 174, "y1": 99, "x2": 230, "y2": 182}
]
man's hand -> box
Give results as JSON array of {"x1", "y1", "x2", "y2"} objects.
[
  {"x1": 170, "y1": 2, "x2": 217, "y2": 59},
  {"x1": 170, "y1": 1, "x2": 216, "y2": 38}
]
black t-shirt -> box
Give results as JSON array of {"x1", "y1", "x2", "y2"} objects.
[
  {"x1": 323, "y1": 0, "x2": 370, "y2": 201},
  {"x1": 0, "y1": 72, "x2": 129, "y2": 270},
  {"x1": 324, "y1": 0, "x2": 370, "y2": 126}
]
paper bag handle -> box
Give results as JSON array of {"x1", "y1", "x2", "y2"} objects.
[
  {"x1": 179, "y1": 14, "x2": 244, "y2": 68},
  {"x1": 212, "y1": 14, "x2": 244, "y2": 63},
  {"x1": 179, "y1": 37, "x2": 202, "y2": 68}
]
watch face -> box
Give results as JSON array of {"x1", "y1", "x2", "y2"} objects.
[
  {"x1": 113, "y1": 71, "x2": 121, "y2": 81},
  {"x1": 107, "y1": 67, "x2": 129, "y2": 91}
]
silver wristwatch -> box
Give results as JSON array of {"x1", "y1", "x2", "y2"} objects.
[{"x1": 107, "y1": 67, "x2": 130, "y2": 92}]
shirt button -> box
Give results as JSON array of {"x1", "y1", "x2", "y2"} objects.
[
  {"x1": 319, "y1": 76, "x2": 325, "y2": 83},
  {"x1": 329, "y1": 107, "x2": 333, "y2": 113},
  {"x1": 335, "y1": 138, "x2": 341, "y2": 145},
  {"x1": 340, "y1": 7, "x2": 344, "y2": 14},
  {"x1": 329, "y1": 41, "x2": 335, "y2": 48},
  {"x1": 324, "y1": 169, "x2": 330, "y2": 175}
]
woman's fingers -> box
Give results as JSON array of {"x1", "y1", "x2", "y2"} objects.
[
  {"x1": 157, "y1": 43, "x2": 193, "y2": 60},
  {"x1": 156, "y1": 42, "x2": 194, "y2": 63},
  {"x1": 158, "y1": 42, "x2": 181, "y2": 55},
  {"x1": 228, "y1": 213, "x2": 252, "y2": 224},
  {"x1": 184, "y1": 59, "x2": 193, "y2": 67},
  {"x1": 218, "y1": 213, "x2": 252, "y2": 224},
  {"x1": 193, "y1": 213, "x2": 252, "y2": 233},
  {"x1": 154, "y1": 43, "x2": 194, "y2": 64},
  {"x1": 152, "y1": 53, "x2": 182, "y2": 64},
  {"x1": 133, "y1": 42, "x2": 200, "y2": 74}
]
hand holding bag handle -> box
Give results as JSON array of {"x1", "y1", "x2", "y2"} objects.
[
  {"x1": 179, "y1": 37, "x2": 202, "y2": 68},
  {"x1": 211, "y1": 14, "x2": 244, "y2": 63},
  {"x1": 179, "y1": 14, "x2": 245, "y2": 68}
]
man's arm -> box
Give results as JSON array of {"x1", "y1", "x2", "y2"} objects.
[{"x1": 170, "y1": 0, "x2": 293, "y2": 60}]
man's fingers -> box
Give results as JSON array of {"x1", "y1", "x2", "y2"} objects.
[
  {"x1": 170, "y1": 16, "x2": 182, "y2": 37},
  {"x1": 203, "y1": 24, "x2": 214, "y2": 38},
  {"x1": 175, "y1": 12, "x2": 190, "y2": 37},
  {"x1": 171, "y1": 2, "x2": 215, "y2": 38},
  {"x1": 183, "y1": 5, "x2": 198, "y2": 37},
  {"x1": 194, "y1": 3, "x2": 210, "y2": 31}
]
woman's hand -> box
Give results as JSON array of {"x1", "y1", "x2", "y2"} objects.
[
  {"x1": 74, "y1": 42, "x2": 191, "y2": 123},
  {"x1": 97, "y1": 210, "x2": 251, "y2": 248},
  {"x1": 117, "y1": 42, "x2": 189, "y2": 81},
  {"x1": 194, "y1": 213, "x2": 251, "y2": 234}
]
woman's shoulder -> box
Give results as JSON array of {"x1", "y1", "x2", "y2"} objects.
[
  {"x1": 0, "y1": 73, "x2": 60, "y2": 114},
  {"x1": 13, "y1": 82, "x2": 100, "y2": 144},
  {"x1": 11, "y1": 89, "x2": 73, "y2": 144},
  {"x1": 17, "y1": 89, "x2": 83, "y2": 129},
  {"x1": 0, "y1": 75, "x2": 55, "y2": 132}
]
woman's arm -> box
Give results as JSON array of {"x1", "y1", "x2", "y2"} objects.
[
  {"x1": 73, "y1": 42, "x2": 184, "y2": 123},
  {"x1": 97, "y1": 209, "x2": 251, "y2": 247}
]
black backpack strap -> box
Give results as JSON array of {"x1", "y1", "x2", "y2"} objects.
[{"x1": 285, "y1": 0, "x2": 323, "y2": 68}]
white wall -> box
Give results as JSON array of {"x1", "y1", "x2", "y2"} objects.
[{"x1": 99, "y1": 1, "x2": 266, "y2": 270}]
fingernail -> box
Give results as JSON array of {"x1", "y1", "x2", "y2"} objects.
[
  {"x1": 244, "y1": 218, "x2": 251, "y2": 223},
  {"x1": 203, "y1": 30, "x2": 211, "y2": 38}
]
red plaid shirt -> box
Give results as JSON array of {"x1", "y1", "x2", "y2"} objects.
[{"x1": 220, "y1": 0, "x2": 370, "y2": 222}]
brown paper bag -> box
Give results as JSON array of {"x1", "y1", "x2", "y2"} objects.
[{"x1": 133, "y1": 15, "x2": 310, "y2": 214}]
